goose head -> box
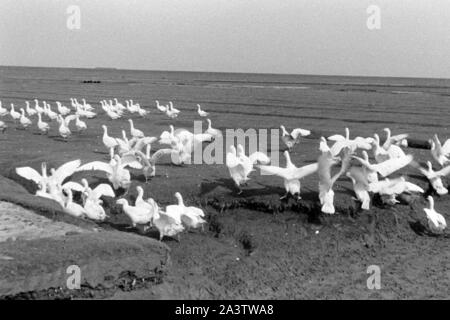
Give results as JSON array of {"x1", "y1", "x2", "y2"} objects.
[
  {"x1": 383, "y1": 128, "x2": 391, "y2": 139},
  {"x1": 427, "y1": 195, "x2": 435, "y2": 210},
  {"x1": 206, "y1": 118, "x2": 212, "y2": 128},
  {"x1": 344, "y1": 127, "x2": 350, "y2": 140}
]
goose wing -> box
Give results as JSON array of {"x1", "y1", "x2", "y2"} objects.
[
  {"x1": 52, "y1": 159, "x2": 81, "y2": 184},
  {"x1": 248, "y1": 152, "x2": 270, "y2": 165},
  {"x1": 62, "y1": 181, "x2": 84, "y2": 192},
  {"x1": 92, "y1": 183, "x2": 116, "y2": 199},
  {"x1": 77, "y1": 161, "x2": 113, "y2": 174},
  {"x1": 291, "y1": 128, "x2": 311, "y2": 140},
  {"x1": 442, "y1": 139, "x2": 450, "y2": 155},
  {"x1": 226, "y1": 152, "x2": 241, "y2": 168},
  {"x1": 120, "y1": 154, "x2": 143, "y2": 169},
  {"x1": 327, "y1": 134, "x2": 345, "y2": 142},
  {"x1": 435, "y1": 165, "x2": 450, "y2": 177},
  {"x1": 258, "y1": 165, "x2": 289, "y2": 179},
  {"x1": 15, "y1": 166, "x2": 43, "y2": 185},
  {"x1": 354, "y1": 154, "x2": 412, "y2": 177},
  {"x1": 291, "y1": 163, "x2": 319, "y2": 180},
  {"x1": 151, "y1": 148, "x2": 175, "y2": 164}
]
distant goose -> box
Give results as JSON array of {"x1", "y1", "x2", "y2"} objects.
[
  {"x1": 137, "y1": 104, "x2": 149, "y2": 117},
  {"x1": 57, "y1": 102, "x2": 71, "y2": 116},
  {"x1": 57, "y1": 114, "x2": 76, "y2": 139},
  {"x1": 423, "y1": 196, "x2": 447, "y2": 234},
  {"x1": 37, "y1": 112, "x2": 50, "y2": 135},
  {"x1": 169, "y1": 102, "x2": 180, "y2": 114},
  {"x1": 10, "y1": 104, "x2": 21, "y2": 122},
  {"x1": 128, "y1": 119, "x2": 144, "y2": 138},
  {"x1": 45, "y1": 103, "x2": 58, "y2": 120},
  {"x1": 197, "y1": 104, "x2": 209, "y2": 117},
  {"x1": 280, "y1": 125, "x2": 311, "y2": 151},
  {"x1": 19, "y1": 108, "x2": 32, "y2": 128},
  {"x1": 75, "y1": 115, "x2": 87, "y2": 133},
  {"x1": 156, "y1": 100, "x2": 167, "y2": 112},
  {"x1": 25, "y1": 101, "x2": 37, "y2": 116},
  {"x1": 258, "y1": 151, "x2": 318, "y2": 200},
  {"x1": 34, "y1": 99, "x2": 44, "y2": 114},
  {"x1": 205, "y1": 119, "x2": 222, "y2": 138},
  {"x1": 102, "y1": 125, "x2": 119, "y2": 150}
]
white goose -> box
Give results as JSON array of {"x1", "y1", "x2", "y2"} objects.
[
  {"x1": 346, "y1": 166, "x2": 371, "y2": 210},
  {"x1": 156, "y1": 100, "x2": 167, "y2": 112},
  {"x1": 415, "y1": 161, "x2": 450, "y2": 195},
  {"x1": 75, "y1": 115, "x2": 87, "y2": 133},
  {"x1": 280, "y1": 125, "x2": 311, "y2": 151},
  {"x1": 197, "y1": 104, "x2": 209, "y2": 117},
  {"x1": 369, "y1": 177, "x2": 424, "y2": 204},
  {"x1": 165, "y1": 192, "x2": 206, "y2": 229},
  {"x1": 10, "y1": 104, "x2": 21, "y2": 122},
  {"x1": 135, "y1": 186, "x2": 158, "y2": 222},
  {"x1": 37, "y1": 112, "x2": 50, "y2": 135},
  {"x1": 117, "y1": 198, "x2": 153, "y2": 228},
  {"x1": 102, "y1": 125, "x2": 119, "y2": 151},
  {"x1": 226, "y1": 144, "x2": 270, "y2": 193},
  {"x1": 430, "y1": 134, "x2": 450, "y2": 167},
  {"x1": 25, "y1": 101, "x2": 37, "y2": 116},
  {"x1": 205, "y1": 119, "x2": 222, "y2": 138},
  {"x1": 128, "y1": 119, "x2": 144, "y2": 138},
  {"x1": 152, "y1": 207, "x2": 185, "y2": 241},
  {"x1": 57, "y1": 114, "x2": 76, "y2": 139},
  {"x1": 57, "y1": 102, "x2": 71, "y2": 116},
  {"x1": 63, "y1": 187, "x2": 87, "y2": 218},
  {"x1": 19, "y1": 108, "x2": 32, "y2": 128},
  {"x1": 137, "y1": 104, "x2": 149, "y2": 117},
  {"x1": 382, "y1": 128, "x2": 408, "y2": 149},
  {"x1": 258, "y1": 151, "x2": 318, "y2": 200},
  {"x1": 45, "y1": 103, "x2": 58, "y2": 120},
  {"x1": 423, "y1": 196, "x2": 447, "y2": 233},
  {"x1": 34, "y1": 99, "x2": 44, "y2": 114}
]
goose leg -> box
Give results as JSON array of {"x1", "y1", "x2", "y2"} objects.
[{"x1": 280, "y1": 193, "x2": 289, "y2": 201}]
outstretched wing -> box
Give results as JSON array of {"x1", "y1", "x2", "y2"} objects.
[
  {"x1": 52, "y1": 159, "x2": 81, "y2": 184},
  {"x1": 120, "y1": 154, "x2": 143, "y2": 169},
  {"x1": 15, "y1": 166, "x2": 42, "y2": 185},
  {"x1": 373, "y1": 154, "x2": 413, "y2": 177},
  {"x1": 76, "y1": 161, "x2": 113, "y2": 174},
  {"x1": 291, "y1": 162, "x2": 319, "y2": 180},
  {"x1": 62, "y1": 181, "x2": 84, "y2": 192},
  {"x1": 93, "y1": 183, "x2": 116, "y2": 199},
  {"x1": 248, "y1": 152, "x2": 270, "y2": 165},
  {"x1": 435, "y1": 165, "x2": 450, "y2": 177},
  {"x1": 151, "y1": 149, "x2": 174, "y2": 164},
  {"x1": 327, "y1": 134, "x2": 345, "y2": 142},
  {"x1": 258, "y1": 165, "x2": 288, "y2": 179}
]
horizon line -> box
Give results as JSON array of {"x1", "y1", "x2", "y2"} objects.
[{"x1": 1, "y1": 64, "x2": 449, "y2": 81}]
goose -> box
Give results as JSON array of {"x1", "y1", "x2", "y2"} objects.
[
  {"x1": 56, "y1": 102, "x2": 71, "y2": 116},
  {"x1": 113, "y1": 98, "x2": 125, "y2": 111},
  {"x1": 413, "y1": 161, "x2": 450, "y2": 195},
  {"x1": 346, "y1": 166, "x2": 370, "y2": 210},
  {"x1": 159, "y1": 125, "x2": 178, "y2": 145},
  {"x1": 57, "y1": 114, "x2": 76, "y2": 139},
  {"x1": 369, "y1": 177, "x2": 424, "y2": 204},
  {"x1": 63, "y1": 187, "x2": 87, "y2": 218},
  {"x1": 82, "y1": 98, "x2": 94, "y2": 111},
  {"x1": 10, "y1": 104, "x2": 21, "y2": 122},
  {"x1": 226, "y1": 144, "x2": 270, "y2": 193},
  {"x1": 45, "y1": 103, "x2": 58, "y2": 120},
  {"x1": 352, "y1": 154, "x2": 413, "y2": 178},
  {"x1": 382, "y1": 128, "x2": 408, "y2": 150},
  {"x1": 165, "y1": 106, "x2": 179, "y2": 119},
  {"x1": 166, "y1": 192, "x2": 206, "y2": 229},
  {"x1": 370, "y1": 133, "x2": 391, "y2": 163},
  {"x1": 126, "y1": 100, "x2": 139, "y2": 113},
  {"x1": 328, "y1": 128, "x2": 372, "y2": 155},
  {"x1": 137, "y1": 104, "x2": 149, "y2": 117},
  {"x1": 205, "y1": 119, "x2": 222, "y2": 138},
  {"x1": 34, "y1": 99, "x2": 44, "y2": 114},
  {"x1": 360, "y1": 151, "x2": 378, "y2": 184},
  {"x1": 135, "y1": 186, "x2": 158, "y2": 223},
  {"x1": 318, "y1": 148, "x2": 351, "y2": 214},
  {"x1": 0, "y1": 120, "x2": 7, "y2": 133},
  {"x1": 64, "y1": 178, "x2": 116, "y2": 205},
  {"x1": 37, "y1": 112, "x2": 50, "y2": 134},
  {"x1": 0, "y1": 101, "x2": 8, "y2": 116},
  {"x1": 102, "y1": 125, "x2": 119, "y2": 150},
  {"x1": 280, "y1": 125, "x2": 311, "y2": 151},
  {"x1": 19, "y1": 108, "x2": 32, "y2": 128},
  {"x1": 128, "y1": 119, "x2": 144, "y2": 138},
  {"x1": 74, "y1": 115, "x2": 87, "y2": 133},
  {"x1": 76, "y1": 105, "x2": 96, "y2": 119},
  {"x1": 169, "y1": 102, "x2": 180, "y2": 114},
  {"x1": 25, "y1": 101, "x2": 37, "y2": 116},
  {"x1": 423, "y1": 196, "x2": 447, "y2": 233},
  {"x1": 132, "y1": 148, "x2": 172, "y2": 181},
  {"x1": 156, "y1": 100, "x2": 167, "y2": 112},
  {"x1": 430, "y1": 134, "x2": 450, "y2": 167},
  {"x1": 258, "y1": 151, "x2": 318, "y2": 200},
  {"x1": 116, "y1": 130, "x2": 133, "y2": 154},
  {"x1": 152, "y1": 207, "x2": 185, "y2": 241},
  {"x1": 77, "y1": 155, "x2": 132, "y2": 190},
  {"x1": 197, "y1": 104, "x2": 209, "y2": 117},
  {"x1": 117, "y1": 198, "x2": 153, "y2": 228},
  {"x1": 84, "y1": 198, "x2": 108, "y2": 221}
]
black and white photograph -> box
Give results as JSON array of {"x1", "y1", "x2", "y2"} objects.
[{"x1": 0, "y1": 0, "x2": 449, "y2": 304}]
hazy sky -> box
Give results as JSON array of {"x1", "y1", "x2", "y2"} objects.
[{"x1": 1, "y1": 0, "x2": 449, "y2": 78}]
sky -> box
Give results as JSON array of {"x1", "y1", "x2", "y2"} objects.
[{"x1": 1, "y1": 0, "x2": 449, "y2": 78}]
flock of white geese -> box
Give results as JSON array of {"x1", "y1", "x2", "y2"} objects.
[{"x1": 1, "y1": 98, "x2": 449, "y2": 239}]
